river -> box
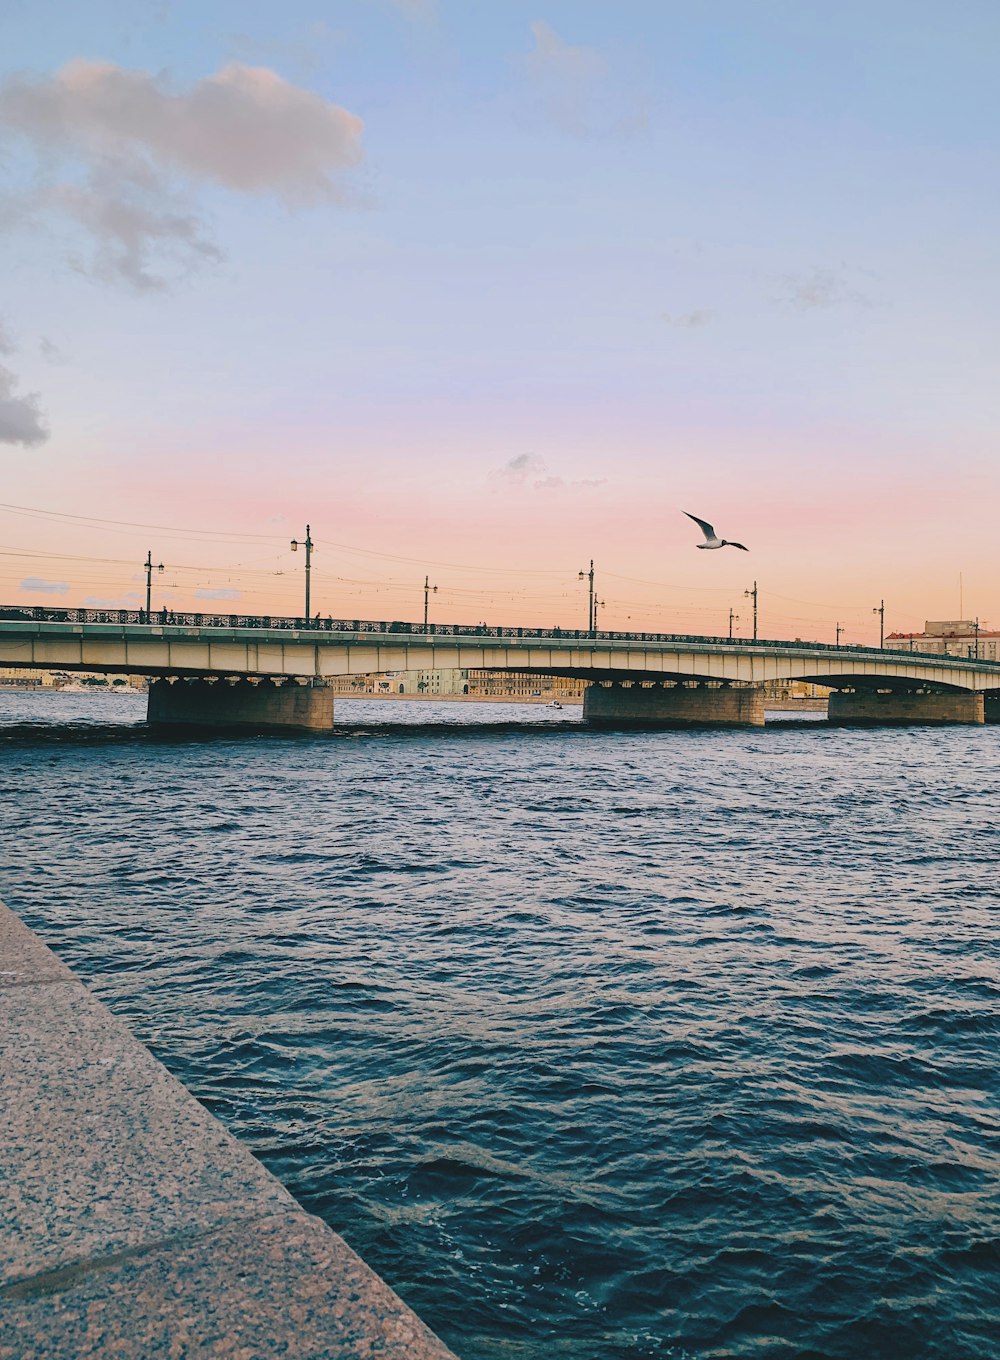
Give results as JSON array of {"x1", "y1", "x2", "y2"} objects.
[{"x1": 0, "y1": 690, "x2": 997, "y2": 1359}]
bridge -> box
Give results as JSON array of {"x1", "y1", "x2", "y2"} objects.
[{"x1": 2, "y1": 605, "x2": 999, "y2": 729}]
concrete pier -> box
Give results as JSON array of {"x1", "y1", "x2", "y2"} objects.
[
  {"x1": 148, "y1": 676, "x2": 334, "y2": 731},
  {"x1": 827, "y1": 689, "x2": 985, "y2": 725},
  {"x1": 984, "y1": 693, "x2": 1000, "y2": 723},
  {"x1": 0, "y1": 901, "x2": 456, "y2": 1360},
  {"x1": 584, "y1": 681, "x2": 765, "y2": 727}
]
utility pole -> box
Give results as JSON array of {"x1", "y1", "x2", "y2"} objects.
[
  {"x1": 974, "y1": 617, "x2": 980, "y2": 659},
  {"x1": 290, "y1": 525, "x2": 314, "y2": 621},
  {"x1": 143, "y1": 550, "x2": 163, "y2": 622},
  {"x1": 728, "y1": 608, "x2": 739, "y2": 639},
  {"x1": 578, "y1": 559, "x2": 595, "y2": 633},
  {"x1": 423, "y1": 575, "x2": 438, "y2": 633},
  {"x1": 873, "y1": 599, "x2": 885, "y2": 648},
  {"x1": 835, "y1": 622, "x2": 844, "y2": 647},
  {"x1": 744, "y1": 581, "x2": 758, "y2": 642},
  {"x1": 593, "y1": 595, "x2": 606, "y2": 631}
]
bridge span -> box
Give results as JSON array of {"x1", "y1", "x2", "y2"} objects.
[{"x1": 2, "y1": 606, "x2": 999, "y2": 729}]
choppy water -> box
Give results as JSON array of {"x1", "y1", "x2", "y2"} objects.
[{"x1": 1, "y1": 689, "x2": 998, "y2": 1360}]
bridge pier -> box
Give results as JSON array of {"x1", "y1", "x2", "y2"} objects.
[
  {"x1": 583, "y1": 681, "x2": 764, "y2": 727},
  {"x1": 827, "y1": 689, "x2": 984, "y2": 726},
  {"x1": 147, "y1": 678, "x2": 334, "y2": 732},
  {"x1": 984, "y1": 693, "x2": 1000, "y2": 723}
]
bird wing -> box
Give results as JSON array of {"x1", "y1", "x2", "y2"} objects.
[
  {"x1": 683, "y1": 511, "x2": 716, "y2": 541},
  {"x1": 726, "y1": 541, "x2": 749, "y2": 552}
]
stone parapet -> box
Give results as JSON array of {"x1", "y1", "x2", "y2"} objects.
[
  {"x1": 148, "y1": 676, "x2": 334, "y2": 731},
  {"x1": 828, "y1": 689, "x2": 985, "y2": 725},
  {"x1": 0, "y1": 901, "x2": 456, "y2": 1360},
  {"x1": 584, "y1": 681, "x2": 765, "y2": 727}
]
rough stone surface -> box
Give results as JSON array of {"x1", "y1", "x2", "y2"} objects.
[
  {"x1": 0, "y1": 908, "x2": 76, "y2": 987},
  {"x1": 0, "y1": 1211, "x2": 455, "y2": 1360},
  {"x1": 0, "y1": 980, "x2": 297, "y2": 1286},
  {"x1": 147, "y1": 677, "x2": 334, "y2": 731},
  {"x1": 584, "y1": 682, "x2": 765, "y2": 727},
  {"x1": 828, "y1": 689, "x2": 984, "y2": 725},
  {"x1": 984, "y1": 692, "x2": 1000, "y2": 723},
  {"x1": 0, "y1": 902, "x2": 457, "y2": 1359}
]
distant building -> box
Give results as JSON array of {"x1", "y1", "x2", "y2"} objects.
[
  {"x1": 885, "y1": 620, "x2": 1000, "y2": 663},
  {"x1": 329, "y1": 669, "x2": 587, "y2": 701}
]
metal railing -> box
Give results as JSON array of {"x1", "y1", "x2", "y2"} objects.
[{"x1": 1, "y1": 604, "x2": 997, "y2": 670}]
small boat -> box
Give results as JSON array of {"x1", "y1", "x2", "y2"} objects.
[{"x1": 546, "y1": 700, "x2": 563, "y2": 710}]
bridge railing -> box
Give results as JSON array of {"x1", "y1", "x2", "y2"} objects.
[{"x1": 1, "y1": 604, "x2": 996, "y2": 670}]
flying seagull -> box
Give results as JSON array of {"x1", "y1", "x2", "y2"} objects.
[{"x1": 683, "y1": 511, "x2": 748, "y2": 551}]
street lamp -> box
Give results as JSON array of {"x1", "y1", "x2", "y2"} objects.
[
  {"x1": 728, "y1": 608, "x2": 739, "y2": 640},
  {"x1": 290, "y1": 525, "x2": 314, "y2": 621},
  {"x1": 593, "y1": 596, "x2": 606, "y2": 631},
  {"x1": 143, "y1": 550, "x2": 164, "y2": 622},
  {"x1": 744, "y1": 581, "x2": 758, "y2": 642},
  {"x1": 835, "y1": 622, "x2": 844, "y2": 647},
  {"x1": 578, "y1": 560, "x2": 595, "y2": 633},
  {"x1": 873, "y1": 599, "x2": 885, "y2": 648},
  {"x1": 423, "y1": 575, "x2": 438, "y2": 633}
]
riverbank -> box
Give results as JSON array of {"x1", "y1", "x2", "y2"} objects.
[{"x1": 0, "y1": 900, "x2": 456, "y2": 1360}]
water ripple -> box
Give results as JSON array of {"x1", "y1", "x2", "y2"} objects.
[{"x1": 1, "y1": 691, "x2": 998, "y2": 1359}]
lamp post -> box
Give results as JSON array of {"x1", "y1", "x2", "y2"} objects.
[
  {"x1": 290, "y1": 525, "x2": 314, "y2": 621},
  {"x1": 835, "y1": 622, "x2": 844, "y2": 647},
  {"x1": 143, "y1": 550, "x2": 163, "y2": 622},
  {"x1": 593, "y1": 596, "x2": 606, "y2": 631},
  {"x1": 974, "y1": 617, "x2": 980, "y2": 659},
  {"x1": 728, "y1": 608, "x2": 739, "y2": 640},
  {"x1": 578, "y1": 560, "x2": 595, "y2": 634},
  {"x1": 423, "y1": 575, "x2": 438, "y2": 633},
  {"x1": 744, "y1": 581, "x2": 758, "y2": 642},
  {"x1": 873, "y1": 599, "x2": 885, "y2": 648}
]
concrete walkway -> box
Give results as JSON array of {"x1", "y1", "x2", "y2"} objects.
[{"x1": 0, "y1": 902, "x2": 458, "y2": 1359}]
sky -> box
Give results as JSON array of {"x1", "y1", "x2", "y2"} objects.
[{"x1": 0, "y1": 0, "x2": 997, "y2": 641}]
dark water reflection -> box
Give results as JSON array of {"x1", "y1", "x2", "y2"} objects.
[{"x1": 1, "y1": 691, "x2": 998, "y2": 1359}]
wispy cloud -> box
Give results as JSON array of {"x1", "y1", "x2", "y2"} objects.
[
  {"x1": 521, "y1": 20, "x2": 644, "y2": 138},
  {"x1": 660, "y1": 309, "x2": 711, "y2": 328},
  {"x1": 0, "y1": 60, "x2": 365, "y2": 290},
  {"x1": 0, "y1": 364, "x2": 48, "y2": 445},
  {"x1": 82, "y1": 591, "x2": 142, "y2": 607},
  {"x1": 195, "y1": 587, "x2": 241, "y2": 601},
  {"x1": 21, "y1": 577, "x2": 68, "y2": 593},
  {"x1": 39, "y1": 336, "x2": 68, "y2": 363},
  {"x1": 492, "y1": 452, "x2": 546, "y2": 486},
  {"x1": 491, "y1": 453, "x2": 605, "y2": 493},
  {"x1": 779, "y1": 266, "x2": 873, "y2": 310}
]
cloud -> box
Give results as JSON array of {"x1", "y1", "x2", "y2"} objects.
[
  {"x1": 0, "y1": 320, "x2": 14, "y2": 354},
  {"x1": 491, "y1": 453, "x2": 605, "y2": 493},
  {"x1": 0, "y1": 60, "x2": 365, "y2": 290},
  {"x1": 21, "y1": 577, "x2": 68, "y2": 593},
  {"x1": 780, "y1": 266, "x2": 872, "y2": 310},
  {"x1": 195, "y1": 587, "x2": 241, "y2": 601},
  {"x1": 492, "y1": 452, "x2": 546, "y2": 486},
  {"x1": 39, "y1": 336, "x2": 68, "y2": 363},
  {"x1": 82, "y1": 591, "x2": 142, "y2": 607},
  {"x1": 661, "y1": 309, "x2": 711, "y2": 328},
  {"x1": 522, "y1": 20, "x2": 644, "y2": 138},
  {"x1": 0, "y1": 364, "x2": 48, "y2": 445},
  {"x1": 533, "y1": 474, "x2": 606, "y2": 491}
]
